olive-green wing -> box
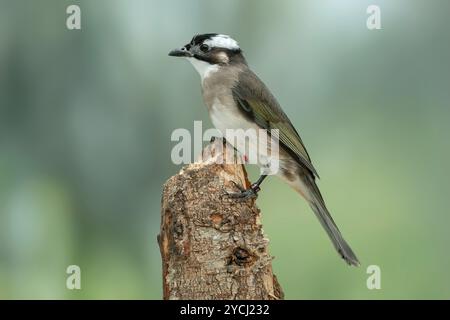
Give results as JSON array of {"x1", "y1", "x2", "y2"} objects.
[{"x1": 232, "y1": 69, "x2": 319, "y2": 178}]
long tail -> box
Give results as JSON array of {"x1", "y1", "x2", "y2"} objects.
[{"x1": 301, "y1": 175, "x2": 360, "y2": 266}]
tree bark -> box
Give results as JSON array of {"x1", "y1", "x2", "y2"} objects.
[{"x1": 158, "y1": 139, "x2": 284, "y2": 300}]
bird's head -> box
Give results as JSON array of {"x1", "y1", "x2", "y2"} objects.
[{"x1": 169, "y1": 33, "x2": 246, "y2": 79}]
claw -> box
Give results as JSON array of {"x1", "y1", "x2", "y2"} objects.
[
  {"x1": 229, "y1": 181, "x2": 245, "y2": 192},
  {"x1": 227, "y1": 182, "x2": 260, "y2": 200},
  {"x1": 228, "y1": 189, "x2": 258, "y2": 200}
]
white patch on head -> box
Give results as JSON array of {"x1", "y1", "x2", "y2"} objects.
[
  {"x1": 204, "y1": 34, "x2": 239, "y2": 50},
  {"x1": 186, "y1": 58, "x2": 219, "y2": 82}
]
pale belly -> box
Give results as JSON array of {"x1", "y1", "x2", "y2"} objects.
[
  {"x1": 209, "y1": 100, "x2": 281, "y2": 175},
  {"x1": 208, "y1": 100, "x2": 311, "y2": 199}
]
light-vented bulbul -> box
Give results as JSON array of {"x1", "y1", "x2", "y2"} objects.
[{"x1": 169, "y1": 33, "x2": 359, "y2": 266}]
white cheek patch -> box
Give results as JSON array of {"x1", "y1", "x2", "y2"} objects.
[
  {"x1": 216, "y1": 52, "x2": 229, "y2": 63},
  {"x1": 204, "y1": 34, "x2": 239, "y2": 50}
]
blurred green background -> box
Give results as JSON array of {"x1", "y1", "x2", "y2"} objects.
[{"x1": 1, "y1": 0, "x2": 449, "y2": 299}]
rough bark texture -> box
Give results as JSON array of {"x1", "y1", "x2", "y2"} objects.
[{"x1": 158, "y1": 140, "x2": 284, "y2": 300}]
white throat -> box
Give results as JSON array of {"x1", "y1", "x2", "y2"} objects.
[{"x1": 186, "y1": 58, "x2": 219, "y2": 82}]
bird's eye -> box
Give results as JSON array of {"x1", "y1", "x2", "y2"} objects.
[{"x1": 200, "y1": 44, "x2": 210, "y2": 52}]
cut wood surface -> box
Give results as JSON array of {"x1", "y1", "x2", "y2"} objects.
[{"x1": 158, "y1": 139, "x2": 284, "y2": 300}]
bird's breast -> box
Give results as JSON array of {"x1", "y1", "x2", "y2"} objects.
[
  {"x1": 208, "y1": 98, "x2": 284, "y2": 174},
  {"x1": 209, "y1": 98, "x2": 257, "y2": 133}
]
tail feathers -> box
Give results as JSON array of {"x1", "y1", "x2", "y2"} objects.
[
  {"x1": 309, "y1": 201, "x2": 360, "y2": 266},
  {"x1": 304, "y1": 176, "x2": 360, "y2": 266}
]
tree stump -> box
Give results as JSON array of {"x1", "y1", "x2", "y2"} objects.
[{"x1": 158, "y1": 139, "x2": 284, "y2": 300}]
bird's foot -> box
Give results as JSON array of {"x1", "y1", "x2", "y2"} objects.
[{"x1": 227, "y1": 181, "x2": 261, "y2": 200}]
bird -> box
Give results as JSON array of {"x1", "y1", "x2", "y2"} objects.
[{"x1": 169, "y1": 33, "x2": 360, "y2": 266}]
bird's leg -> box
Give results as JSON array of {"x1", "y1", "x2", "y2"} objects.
[
  {"x1": 228, "y1": 175, "x2": 268, "y2": 200},
  {"x1": 209, "y1": 136, "x2": 226, "y2": 144}
]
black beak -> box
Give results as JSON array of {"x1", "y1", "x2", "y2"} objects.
[{"x1": 168, "y1": 47, "x2": 193, "y2": 58}]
